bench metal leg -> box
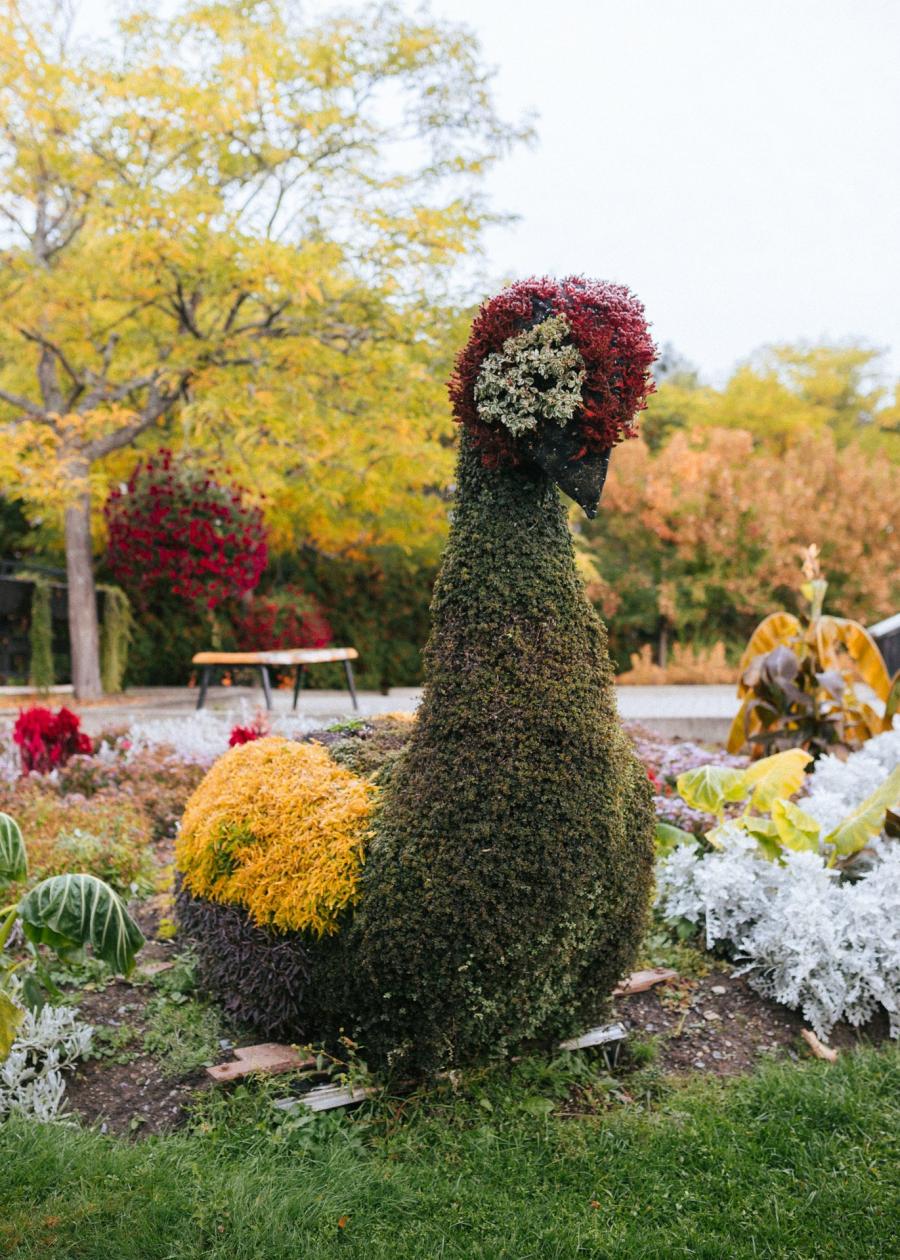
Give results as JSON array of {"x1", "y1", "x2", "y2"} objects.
[
  {"x1": 259, "y1": 665, "x2": 273, "y2": 710},
  {"x1": 196, "y1": 666, "x2": 211, "y2": 710},
  {"x1": 343, "y1": 659, "x2": 359, "y2": 711},
  {"x1": 292, "y1": 665, "x2": 306, "y2": 711}
]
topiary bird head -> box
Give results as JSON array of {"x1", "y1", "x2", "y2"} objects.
[{"x1": 449, "y1": 276, "x2": 656, "y2": 517}]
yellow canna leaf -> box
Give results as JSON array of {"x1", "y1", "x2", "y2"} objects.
[
  {"x1": 825, "y1": 766, "x2": 900, "y2": 859},
  {"x1": 743, "y1": 749, "x2": 813, "y2": 812},
  {"x1": 771, "y1": 798, "x2": 821, "y2": 852},
  {"x1": 676, "y1": 764, "x2": 748, "y2": 818},
  {"x1": 816, "y1": 617, "x2": 890, "y2": 701}
]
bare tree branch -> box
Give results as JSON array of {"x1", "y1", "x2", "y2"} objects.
[
  {"x1": 83, "y1": 376, "x2": 189, "y2": 461},
  {"x1": 0, "y1": 386, "x2": 47, "y2": 418},
  {"x1": 19, "y1": 327, "x2": 85, "y2": 388}
]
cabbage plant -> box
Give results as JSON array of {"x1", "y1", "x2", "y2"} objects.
[{"x1": 0, "y1": 812, "x2": 144, "y2": 1060}]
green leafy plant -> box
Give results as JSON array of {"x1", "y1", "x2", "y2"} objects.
[
  {"x1": 728, "y1": 545, "x2": 892, "y2": 757},
  {"x1": 660, "y1": 749, "x2": 900, "y2": 867},
  {"x1": 28, "y1": 577, "x2": 54, "y2": 692},
  {"x1": 142, "y1": 993, "x2": 222, "y2": 1079},
  {"x1": 0, "y1": 811, "x2": 144, "y2": 1060},
  {"x1": 98, "y1": 584, "x2": 133, "y2": 695}
]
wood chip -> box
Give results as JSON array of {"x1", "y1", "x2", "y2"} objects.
[
  {"x1": 613, "y1": 967, "x2": 679, "y2": 996},
  {"x1": 559, "y1": 1021, "x2": 627, "y2": 1051},
  {"x1": 800, "y1": 1029, "x2": 838, "y2": 1063},
  {"x1": 274, "y1": 1083, "x2": 374, "y2": 1113},
  {"x1": 135, "y1": 960, "x2": 175, "y2": 977},
  {"x1": 206, "y1": 1043, "x2": 315, "y2": 1083}
]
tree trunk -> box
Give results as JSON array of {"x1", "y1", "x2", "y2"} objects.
[
  {"x1": 658, "y1": 621, "x2": 669, "y2": 670},
  {"x1": 64, "y1": 469, "x2": 103, "y2": 700}
]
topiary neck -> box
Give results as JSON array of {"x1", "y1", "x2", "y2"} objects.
[
  {"x1": 431, "y1": 431, "x2": 579, "y2": 625},
  {"x1": 453, "y1": 429, "x2": 564, "y2": 530}
]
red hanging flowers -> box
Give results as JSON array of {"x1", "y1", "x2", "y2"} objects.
[{"x1": 105, "y1": 451, "x2": 268, "y2": 611}]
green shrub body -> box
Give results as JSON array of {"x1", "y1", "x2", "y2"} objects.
[{"x1": 342, "y1": 434, "x2": 655, "y2": 1071}]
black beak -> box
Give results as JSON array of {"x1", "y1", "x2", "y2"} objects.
[{"x1": 522, "y1": 426, "x2": 611, "y2": 519}]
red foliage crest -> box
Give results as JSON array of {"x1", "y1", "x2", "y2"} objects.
[{"x1": 448, "y1": 276, "x2": 656, "y2": 466}]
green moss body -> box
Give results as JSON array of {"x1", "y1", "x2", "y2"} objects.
[{"x1": 344, "y1": 434, "x2": 655, "y2": 1072}]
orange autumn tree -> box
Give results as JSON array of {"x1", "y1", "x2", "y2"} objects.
[
  {"x1": 584, "y1": 427, "x2": 900, "y2": 666},
  {"x1": 0, "y1": 0, "x2": 526, "y2": 696}
]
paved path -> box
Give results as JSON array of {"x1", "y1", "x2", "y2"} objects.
[{"x1": 1, "y1": 683, "x2": 740, "y2": 743}]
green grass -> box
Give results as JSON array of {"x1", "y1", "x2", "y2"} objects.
[
  {"x1": 141, "y1": 993, "x2": 223, "y2": 1079},
  {"x1": 2, "y1": 1046, "x2": 898, "y2": 1259}
]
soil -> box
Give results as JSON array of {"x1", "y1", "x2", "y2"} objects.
[
  {"x1": 612, "y1": 970, "x2": 888, "y2": 1079},
  {"x1": 63, "y1": 898, "x2": 216, "y2": 1137},
  {"x1": 62, "y1": 907, "x2": 890, "y2": 1137},
  {"x1": 63, "y1": 977, "x2": 210, "y2": 1138}
]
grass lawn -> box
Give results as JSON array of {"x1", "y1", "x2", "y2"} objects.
[{"x1": 2, "y1": 1044, "x2": 898, "y2": 1260}]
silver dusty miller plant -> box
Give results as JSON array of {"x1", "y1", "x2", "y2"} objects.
[
  {"x1": 656, "y1": 725, "x2": 900, "y2": 1040},
  {"x1": 0, "y1": 993, "x2": 93, "y2": 1121}
]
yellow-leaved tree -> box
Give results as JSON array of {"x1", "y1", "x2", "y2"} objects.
[{"x1": 0, "y1": 0, "x2": 527, "y2": 695}]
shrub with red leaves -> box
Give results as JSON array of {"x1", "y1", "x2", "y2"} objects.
[
  {"x1": 230, "y1": 587, "x2": 332, "y2": 652},
  {"x1": 13, "y1": 706, "x2": 93, "y2": 775},
  {"x1": 105, "y1": 450, "x2": 268, "y2": 612},
  {"x1": 449, "y1": 275, "x2": 656, "y2": 467}
]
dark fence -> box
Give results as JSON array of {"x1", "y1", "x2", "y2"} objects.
[
  {"x1": 870, "y1": 614, "x2": 900, "y2": 679},
  {"x1": 0, "y1": 572, "x2": 70, "y2": 684}
]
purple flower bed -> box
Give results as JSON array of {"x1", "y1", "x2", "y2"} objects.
[{"x1": 626, "y1": 724, "x2": 749, "y2": 835}]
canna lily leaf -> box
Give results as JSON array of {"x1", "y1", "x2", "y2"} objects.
[
  {"x1": 742, "y1": 749, "x2": 813, "y2": 813},
  {"x1": 760, "y1": 645, "x2": 801, "y2": 690},
  {"x1": 886, "y1": 672, "x2": 900, "y2": 724},
  {"x1": 655, "y1": 822, "x2": 698, "y2": 855},
  {"x1": 815, "y1": 617, "x2": 890, "y2": 700},
  {"x1": 0, "y1": 813, "x2": 27, "y2": 885},
  {"x1": 825, "y1": 765, "x2": 900, "y2": 859},
  {"x1": 17, "y1": 874, "x2": 145, "y2": 975},
  {"x1": 740, "y1": 815, "x2": 783, "y2": 861},
  {"x1": 815, "y1": 670, "x2": 846, "y2": 703},
  {"x1": 676, "y1": 764, "x2": 748, "y2": 817},
  {"x1": 736, "y1": 612, "x2": 802, "y2": 697},
  {"x1": 771, "y1": 799, "x2": 822, "y2": 852},
  {"x1": 0, "y1": 989, "x2": 24, "y2": 1062}
]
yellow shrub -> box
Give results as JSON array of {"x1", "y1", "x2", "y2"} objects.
[{"x1": 176, "y1": 738, "x2": 378, "y2": 937}]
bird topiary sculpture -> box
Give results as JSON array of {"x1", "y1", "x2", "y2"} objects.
[{"x1": 177, "y1": 276, "x2": 658, "y2": 1074}]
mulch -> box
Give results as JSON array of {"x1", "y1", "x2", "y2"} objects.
[{"x1": 61, "y1": 898, "x2": 889, "y2": 1136}]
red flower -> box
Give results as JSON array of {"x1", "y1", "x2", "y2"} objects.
[{"x1": 13, "y1": 706, "x2": 93, "y2": 775}]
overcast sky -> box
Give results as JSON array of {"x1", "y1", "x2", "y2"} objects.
[{"x1": 78, "y1": 0, "x2": 900, "y2": 384}]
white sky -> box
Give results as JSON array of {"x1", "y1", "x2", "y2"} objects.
[{"x1": 76, "y1": 0, "x2": 900, "y2": 383}]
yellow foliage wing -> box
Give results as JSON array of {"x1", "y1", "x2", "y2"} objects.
[{"x1": 742, "y1": 749, "x2": 813, "y2": 812}]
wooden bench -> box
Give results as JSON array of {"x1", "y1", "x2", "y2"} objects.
[{"x1": 191, "y1": 648, "x2": 359, "y2": 712}]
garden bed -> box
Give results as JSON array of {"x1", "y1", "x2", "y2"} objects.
[
  {"x1": 1, "y1": 708, "x2": 896, "y2": 1138},
  {"x1": 57, "y1": 896, "x2": 890, "y2": 1137}
]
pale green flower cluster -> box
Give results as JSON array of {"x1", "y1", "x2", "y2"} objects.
[{"x1": 474, "y1": 313, "x2": 586, "y2": 438}]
